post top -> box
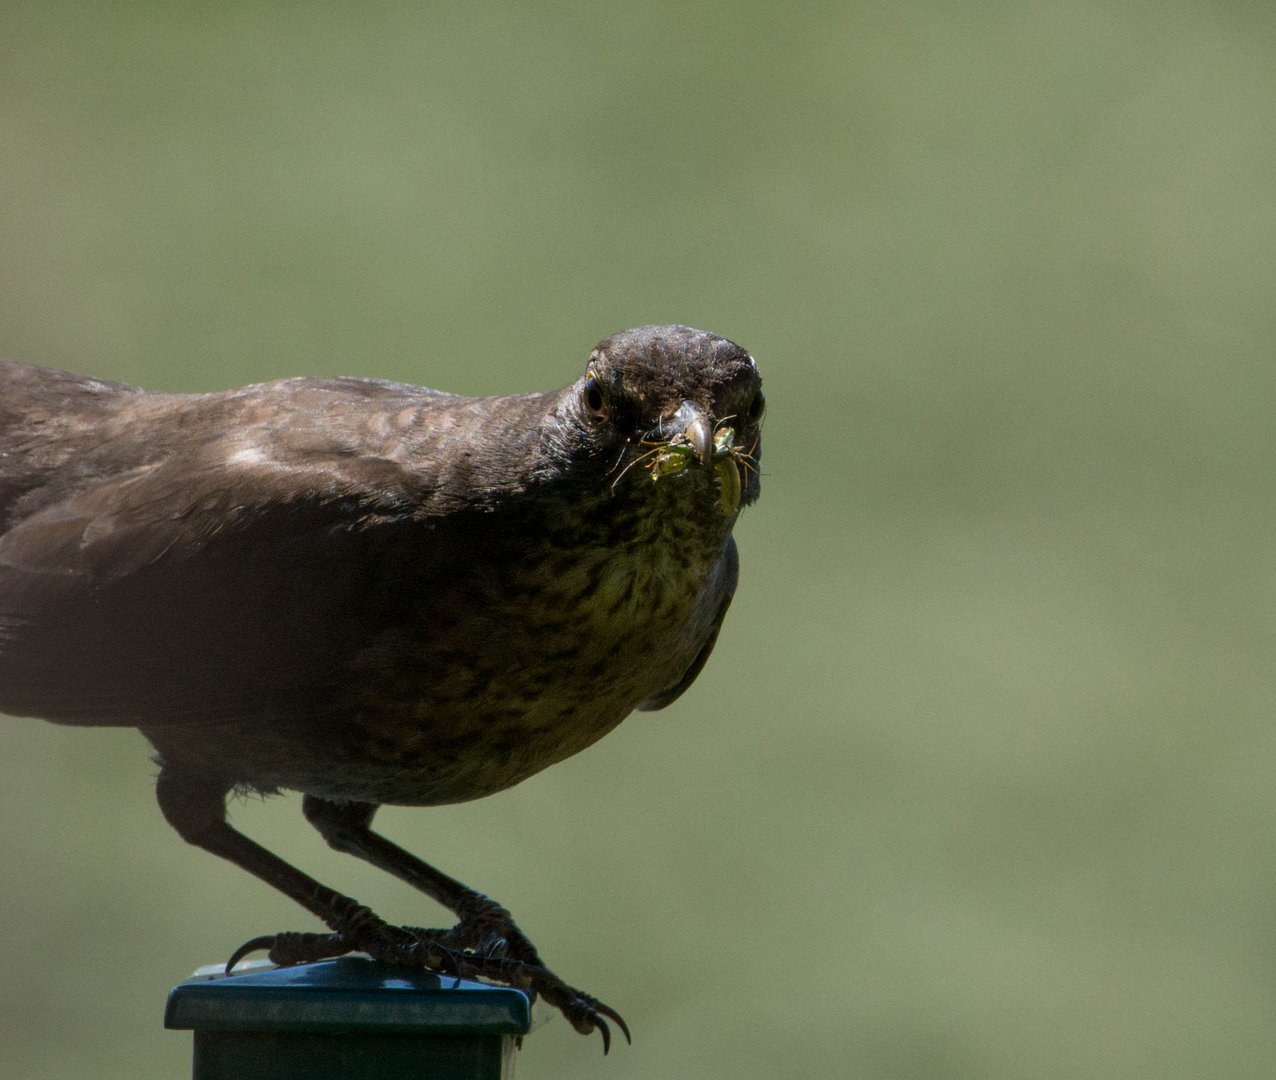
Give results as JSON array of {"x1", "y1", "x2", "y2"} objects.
[{"x1": 164, "y1": 956, "x2": 532, "y2": 1036}]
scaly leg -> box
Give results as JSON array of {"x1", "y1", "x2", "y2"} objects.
[
  {"x1": 154, "y1": 769, "x2": 627, "y2": 1050},
  {"x1": 300, "y1": 796, "x2": 628, "y2": 1047}
]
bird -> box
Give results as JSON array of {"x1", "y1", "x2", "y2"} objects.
[{"x1": 0, "y1": 324, "x2": 763, "y2": 1050}]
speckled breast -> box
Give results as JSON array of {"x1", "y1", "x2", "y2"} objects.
[{"x1": 342, "y1": 534, "x2": 726, "y2": 804}]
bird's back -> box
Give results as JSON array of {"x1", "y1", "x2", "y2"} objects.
[{"x1": 0, "y1": 359, "x2": 146, "y2": 525}]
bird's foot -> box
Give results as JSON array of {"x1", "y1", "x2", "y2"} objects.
[
  {"x1": 405, "y1": 893, "x2": 543, "y2": 965},
  {"x1": 226, "y1": 907, "x2": 629, "y2": 1052}
]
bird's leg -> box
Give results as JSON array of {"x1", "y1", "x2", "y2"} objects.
[
  {"x1": 300, "y1": 795, "x2": 629, "y2": 1047},
  {"x1": 155, "y1": 769, "x2": 452, "y2": 968},
  {"x1": 302, "y1": 796, "x2": 541, "y2": 964},
  {"x1": 154, "y1": 771, "x2": 626, "y2": 1048}
]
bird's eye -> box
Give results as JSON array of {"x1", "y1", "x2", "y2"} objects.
[
  {"x1": 747, "y1": 388, "x2": 766, "y2": 424},
  {"x1": 583, "y1": 375, "x2": 608, "y2": 420}
]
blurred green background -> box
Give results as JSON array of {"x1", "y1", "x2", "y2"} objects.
[{"x1": 2, "y1": 2, "x2": 1275, "y2": 1077}]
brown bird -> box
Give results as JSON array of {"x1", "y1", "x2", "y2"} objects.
[{"x1": 0, "y1": 325, "x2": 763, "y2": 1049}]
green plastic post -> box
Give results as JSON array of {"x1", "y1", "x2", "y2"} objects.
[{"x1": 165, "y1": 957, "x2": 532, "y2": 1080}]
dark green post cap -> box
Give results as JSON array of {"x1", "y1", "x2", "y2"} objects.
[{"x1": 165, "y1": 957, "x2": 532, "y2": 1080}]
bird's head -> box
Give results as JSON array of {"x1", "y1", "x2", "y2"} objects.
[{"x1": 553, "y1": 325, "x2": 763, "y2": 520}]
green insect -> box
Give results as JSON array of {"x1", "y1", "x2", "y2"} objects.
[
  {"x1": 627, "y1": 423, "x2": 755, "y2": 517},
  {"x1": 713, "y1": 455, "x2": 742, "y2": 517},
  {"x1": 649, "y1": 443, "x2": 694, "y2": 479}
]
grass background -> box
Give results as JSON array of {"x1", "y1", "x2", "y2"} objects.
[{"x1": 2, "y1": 3, "x2": 1275, "y2": 1077}]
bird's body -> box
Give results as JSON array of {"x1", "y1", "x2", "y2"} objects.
[{"x1": 0, "y1": 325, "x2": 762, "y2": 1045}]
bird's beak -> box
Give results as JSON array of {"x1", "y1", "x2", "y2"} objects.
[
  {"x1": 674, "y1": 401, "x2": 714, "y2": 467},
  {"x1": 641, "y1": 400, "x2": 743, "y2": 517}
]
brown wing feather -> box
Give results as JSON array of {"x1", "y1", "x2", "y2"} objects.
[
  {"x1": 0, "y1": 464, "x2": 425, "y2": 727},
  {"x1": 0, "y1": 363, "x2": 470, "y2": 727}
]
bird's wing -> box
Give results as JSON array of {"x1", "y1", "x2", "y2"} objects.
[
  {"x1": 636, "y1": 536, "x2": 738, "y2": 711},
  {"x1": 0, "y1": 425, "x2": 441, "y2": 728}
]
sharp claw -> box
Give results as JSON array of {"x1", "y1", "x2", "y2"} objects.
[
  {"x1": 225, "y1": 934, "x2": 275, "y2": 974},
  {"x1": 429, "y1": 945, "x2": 459, "y2": 976},
  {"x1": 608, "y1": 1008, "x2": 632, "y2": 1045},
  {"x1": 595, "y1": 1015, "x2": 612, "y2": 1055}
]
